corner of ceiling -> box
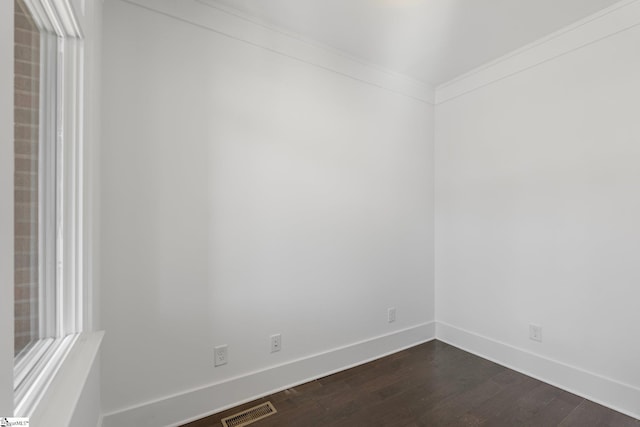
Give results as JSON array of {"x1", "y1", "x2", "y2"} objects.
[{"x1": 434, "y1": 0, "x2": 640, "y2": 105}]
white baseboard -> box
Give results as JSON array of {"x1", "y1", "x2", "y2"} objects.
[
  {"x1": 436, "y1": 321, "x2": 640, "y2": 420},
  {"x1": 101, "y1": 320, "x2": 639, "y2": 425},
  {"x1": 101, "y1": 321, "x2": 436, "y2": 427}
]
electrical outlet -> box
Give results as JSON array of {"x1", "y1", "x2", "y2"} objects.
[
  {"x1": 529, "y1": 324, "x2": 542, "y2": 342},
  {"x1": 214, "y1": 345, "x2": 228, "y2": 366},
  {"x1": 271, "y1": 334, "x2": 282, "y2": 353},
  {"x1": 388, "y1": 307, "x2": 396, "y2": 323}
]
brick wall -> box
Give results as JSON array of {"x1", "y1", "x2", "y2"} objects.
[{"x1": 14, "y1": 0, "x2": 40, "y2": 357}]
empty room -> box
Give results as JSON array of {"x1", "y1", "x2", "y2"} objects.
[{"x1": 1, "y1": 0, "x2": 639, "y2": 426}]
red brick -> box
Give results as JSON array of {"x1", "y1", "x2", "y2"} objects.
[
  {"x1": 15, "y1": 123, "x2": 37, "y2": 140},
  {"x1": 14, "y1": 171, "x2": 37, "y2": 188},
  {"x1": 14, "y1": 317, "x2": 33, "y2": 335},
  {"x1": 14, "y1": 44, "x2": 37, "y2": 62},
  {"x1": 14, "y1": 0, "x2": 42, "y2": 358},
  {"x1": 15, "y1": 220, "x2": 37, "y2": 238},
  {"x1": 15, "y1": 28, "x2": 36, "y2": 46},
  {"x1": 15, "y1": 75, "x2": 39, "y2": 92},
  {"x1": 15, "y1": 13, "x2": 33, "y2": 31},
  {"x1": 15, "y1": 1, "x2": 38, "y2": 30},
  {"x1": 15, "y1": 108, "x2": 39, "y2": 125},
  {"x1": 15, "y1": 202, "x2": 37, "y2": 221},
  {"x1": 15, "y1": 156, "x2": 37, "y2": 172},
  {"x1": 15, "y1": 140, "x2": 39, "y2": 157},
  {"x1": 15, "y1": 272, "x2": 37, "y2": 288},
  {"x1": 15, "y1": 60, "x2": 39, "y2": 78},
  {"x1": 14, "y1": 300, "x2": 32, "y2": 317},
  {"x1": 15, "y1": 253, "x2": 37, "y2": 270},
  {"x1": 15, "y1": 92, "x2": 36, "y2": 109},
  {"x1": 15, "y1": 236, "x2": 35, "y2": 253},
  {"x1": 15, "y1": 188, "x2": 38, "y2": 204}
]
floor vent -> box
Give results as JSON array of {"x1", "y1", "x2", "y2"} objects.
[{"x1": 221, "y1": 401, "x2": 277, "y2": 427}]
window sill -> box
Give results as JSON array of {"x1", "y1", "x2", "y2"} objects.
[{"x1": 29, "y1": 330, "x2": 104, "y2": 427}]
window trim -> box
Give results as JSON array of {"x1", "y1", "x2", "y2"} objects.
[{"x1": 13, "y1": 0, "x2": 85, "y2": 417}]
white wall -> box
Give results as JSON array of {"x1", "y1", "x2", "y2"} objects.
[
  {"x1": 0, "y1": 0, "x2": 15, "y2": 416},
  {"x1": 435, "y1": 7, "x2": 640, "y2": 418},
  {"x1": 101, "y1": 0, "x2": 435, "y2": 422}
]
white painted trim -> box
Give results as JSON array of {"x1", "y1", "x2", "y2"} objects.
[
  {"x1": 435, "y1": 0, "x2": 640, "y2": 104},
  {"x1": 15, "y1": 335, "x2": 79, "y2": 416},
  {"x1": 102, "y1": 322, "x2": 436, "y2": 427},
  {"x1": 436, "y1": 321, "x2": 640, "y2": 421},
  {"x1": 117, "y1": 0, "x2": 434, "y2": 104},
  {"x1": 68, "y1": 349, "x2": 102, "y2": 427},
  {"x1": 30, "y1": 331, "x2": 104, "y2": 427}
]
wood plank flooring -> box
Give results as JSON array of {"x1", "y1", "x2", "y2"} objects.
[{"x1": 182, "y1": 340, "x2": 639, "y2": 427}]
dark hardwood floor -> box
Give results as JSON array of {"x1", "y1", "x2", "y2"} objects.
[{"x1": 183, "y1": 340, "x2": 639, "y2": 427}]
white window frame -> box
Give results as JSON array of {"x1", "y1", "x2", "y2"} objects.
[{"x1": 13, "y1": 0, "x2": 85, "y2": 417}]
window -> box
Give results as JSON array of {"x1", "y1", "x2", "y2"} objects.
[
  {"x1": 14, "y1": 0, "x2": 41, "y2": 360},
  {"x1": 13, "y1": 0, "x2": 85, "y2": 416}
]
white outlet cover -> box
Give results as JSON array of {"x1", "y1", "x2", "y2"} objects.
[
  {"x1": 529, "y1": 325, "x2": 542, "y2": 342},
  {"x1": 270, "y1": 334, "x2": 281, "y2": 353},
  {"x1": 215, "y1": 345, "x2": 228, "y2": 366}
]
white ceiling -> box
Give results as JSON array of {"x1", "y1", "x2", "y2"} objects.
[{"x1": 209, "y1": 0, "x2": 622, "y2": 86}]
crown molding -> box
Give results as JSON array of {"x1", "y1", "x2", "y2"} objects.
[
  {"x1": 436, "y1": 0, "x2": 640, "y2": 104},
  {"x1": 119, "y1": 0, "x2": 435, "y2": 104}
]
